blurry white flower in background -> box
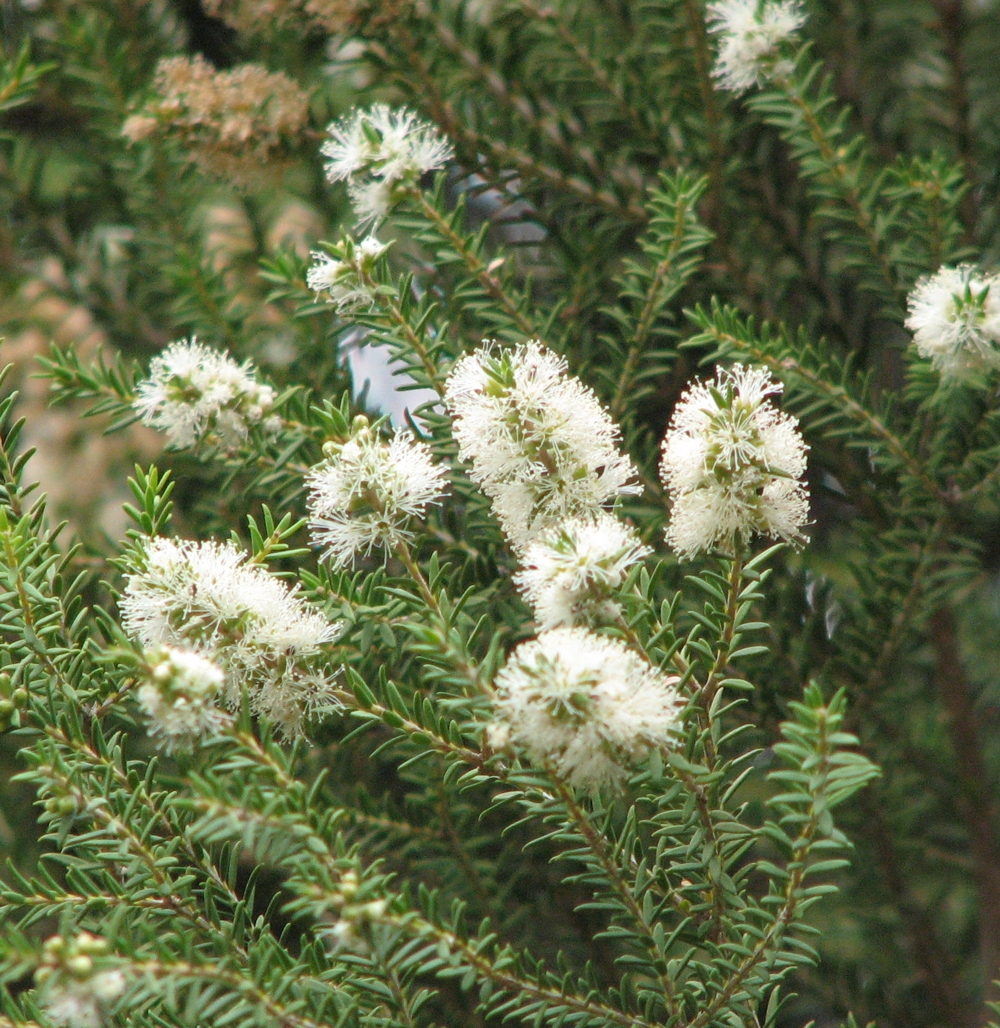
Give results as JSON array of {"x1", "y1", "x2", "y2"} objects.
[
  {"x1": 134, "y1": 337, "x2": 277, "y2": 449},
  {"x1": 707, "y1": 0, "x2": 806, "y2": 93},
  {"x1": 137, "y1": 645, "x2": 229, "y2": 750},
  {"x1": 905, "y1": 264, "x2": 1000, "y2": 381}
]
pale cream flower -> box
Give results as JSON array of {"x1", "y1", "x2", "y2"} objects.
[
  {"x1": 660, "y1": 364, "x2": 809, "y2": 559},
  {"x1": 35, "y1": 933, "x2": 126, "y2": 1028},
  {"x1": 123, "y1": 56, "x2": 309, "y2": 189},
  {"x1": 120, "y1": 537, "x2": 341, "y2": 736},
  {"x1": 445, "y1": 340, "x2": 640, "y2": 550},
  {"x1": 306, "y1": 234, "x2": 389, "y2": 311},
  {"x1": 321, "y1": 105, "x2": 453, "y2": 225},
  {"x1": 707, "y1": 0, "x2": 806, "y2": 93},
  {"x1": 905, "y1": 264, "x2": 1000, "y2": 380},
  {"x1": 306, "y1": 417, "x2": 448, "y2": 567},
  {"x1": 137, "y1": 645, "x2": 230, "y2": 751},
  {"x1": 491, "y1": 627, "x2": 684, "y2": 794},
  {"x1": 134, "y1": 338, "x2": 276, "y2": 450},
  {"x1": 514, "y1": 512, "x2": 650, "y2": 629},
  {"x1": 203, "y1": 0, "x2": 409, "y2": 35}
]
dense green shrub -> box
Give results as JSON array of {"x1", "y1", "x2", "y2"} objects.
[{"x1": 1, "y1": 1, "x2": 999, "y2": 1026}]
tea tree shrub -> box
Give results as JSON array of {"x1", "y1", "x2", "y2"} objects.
[{"x1": 1, "y1": 1, "x2": 999, "y2": 1027}]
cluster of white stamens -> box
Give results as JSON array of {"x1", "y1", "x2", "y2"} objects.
[
  {"x1": 905, "y1": 264, "x2": 1000, "y2": 381},
  {"x1": 321, "y1": 105, "x2": 453, "y2": 225},
  {"x1": 514, "y1": 512, "x2": 650, "y2": 630},
  {"x1": 134, "y1": 338, "x2": 277, "y2": 450},
  {"x1": 489, "y1": 627, "x2": 684, "y2": 794},
  {"x1": 445, "y1": 340, "x2": 640, "y2": 551},
  {"x1": 120, "y1": 537, "x2": 341, "y2": 736},
  {"x1": 136, "y1": 645, "x2": 229, "y2": 751},
  {"x1": 306, "y1": 234, "x2": 389, "y2": 312},
  {"x1": 306, "y1": 416, "x2": 448, "y2": 568},
  {"x1": 707, "y1": 0, "x2": 806, "y2": 94},
  {"x1": 659, "y1": 364, "x2": 809, "y2": 560}
]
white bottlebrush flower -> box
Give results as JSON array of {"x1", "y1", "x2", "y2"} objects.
[
  {"x1": 306, "y1": 234, "x2": 388, "y2": 311},
  {"x1": 321, "y1": 104, "x2": 453, "y2": 224},
  {"x1": 134, "y1": 337, "x2": 277, "y2": 449},
  {"x1": 347, "y1": 177, "x2": 397, "y2": 228},
  {"x1": 120, "y1": 537, "x2": 341, "y2": 736},
  {"x1": 514, "y1": 512, "x2": 650, "y2": 629},
  {"x1": 307, "y1": 417, "x2": 448, "y2": 568},
  {"x1": 136, "y1": 645, "x2": 229, "y2": 751},
  {"x1": 491, "y1": 627, "x2": 684, "y2": 794},
  {"x1": 35, "y1": 933, "x2": 126, "y2": 1028},
  {"x1": 905, "y1": 264, "x2": 1000, "y2": 380},
  {"x1": 445, "y1": 340, "x2": 640, "y2": 550},
  {"x1": 660, "y1": 364, "x2": 809, "y2": 560},
  {"x1": 707, "y1": 0, "x2": 806, "y2": 93},
  {"x1": 322, "y1": 104, "x2": 453, "y2": 184}
]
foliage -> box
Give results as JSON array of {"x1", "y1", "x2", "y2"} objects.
[{"x1": 1, "y1": 1, "x2": 999, "y2": 1027}]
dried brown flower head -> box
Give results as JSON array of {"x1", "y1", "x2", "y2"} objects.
[
  {"x1": 123, "y1": 56, "x2": 310, "y2": 190},
  {"x1": 203, "y1": 0, "x2": 408, "y2": 36}
]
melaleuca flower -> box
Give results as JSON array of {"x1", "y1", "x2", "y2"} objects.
[
  {"x1": 35, "y1": 933, "x2": 126, "y2": 1028},
  {"x1": 490, "y1": 627, "x2": 684, "y2": 794},
  {"x1": 306, "y1": 234, "x2": 389, "y2": 311},
  {"x1": 660, "y1": 364, "x2": 809, "y2": 559},
  {"x1": 707, "y1": 0, "x2": 806, "y2": 93},
  {"x1": 321, "y1": 105, "x2": 453, "y2": 225},
  {"x1": 306, "y1": 416, "x2": 448, "y2": 568},
  {"x1": 905, "y1": 264, "x2": 1000, "y2": 380},
  {"x1": 120, "y1": 537, "x2": 341, "y2": 736},
  {"x1": 346, "y1": 177, "x2": 397, "y2": 227},
  {"x1": 445, "y1": 340, "x2": 640, "y2": 550},
  {"x1": 514, "y1": 512, "x2": 650, "y2": 629},
  {"x1": 134, "y1": 338, "x2": 278, "y2": 449},
  {"x1": 323, "y1": 105, "x2": 452, "y2": 184},
  {"x1": 136, "y1": 645, "x2": 229, "y2": 751}
]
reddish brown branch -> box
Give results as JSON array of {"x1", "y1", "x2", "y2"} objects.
[
  {"x1": 861, "y1": 791, "x2": 972, "y2": 1027},
  {"x1": 930, "y1": 0, "x2": 978, "y2": 239},
  {"x1": 931, "y1": 606, "x2": 1000, "y2": 1007}
]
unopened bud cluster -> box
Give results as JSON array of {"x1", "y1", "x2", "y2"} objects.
[
  {"x1": 134, "y1": 337, "x2": 279, "y2": 450},
  {"x1": 35, "y1": 933, "x2": 126, "y2": 1028},
  {"x1": 0, "y1": 672, "x2": 28, "y2": 731},
  {"x1": 136, "y1": 645, "x2": 230, "y2": 751},
  {"x1": 122, "y1": 56, "x2": 310, "y2": 190},
  {"x1": 41, "y1": 777, "x2": 81, "y2": 820},
  {"x1": 322, "y1": 105, "x2": 453, "y2": 226},
  {"x1": 306, "y1": 415, "x2": 448, "y2": 568},
  {"x1": 324, "y1": 869, "x2": 390, "y2": 952},
  {"x1": 905, "y1": 264, "x2": 1000, "y2": 382},
  {"x1": 306, "y1": 234, "x2": 389, "y2": 312}
]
